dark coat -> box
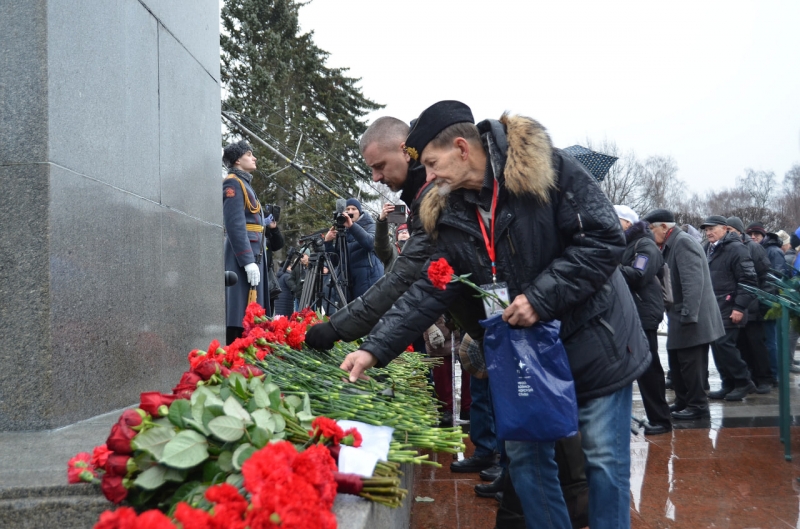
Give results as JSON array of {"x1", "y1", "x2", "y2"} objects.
[
  {"x1": 374, "y1": 218, "x2": 398, "y2": 270},
  {"x1": 273, "y1": 271, "x2": 294, "y2": 316},
  {"x1": 223, "y1": 169, "x2": 284, "y2": 326},
  {"x1": 620, "y1": 221, "x2": 664, "y2": 330},
  {"x1": 286, "y1": 264, "x2": 309, "y2": 299},
  {"x1": 786, "y1": 248, "x2": 798, "y2": 275},
  {"x1": 329, "y1": 164, "x2": 437, "y2": 341},
  {"x1": 361, "y1": 114, "x2": 650, "y2": 402},
  {"x1": 762, "y1": 234, "x2": 788, "y2": 274},
  {"x1": 740, "y1": 233, "x2": 773, "y2": 319},
  {"x1": 326, "y1": 212, "x2": 384, "y2": 301},
  {"x1": 703, "y1": 231, "x2": 758, "y2": 329},
  {"x1": 660, "y1": 228, "x2": 724, "y2": 349}
]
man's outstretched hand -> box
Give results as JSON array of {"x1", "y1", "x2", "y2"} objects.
[
  {"x1": 304, "y1": 322, "x2": 340, "y2": 351},
  {"x1": 340, "y1": 350, "x2": 379, "y2": 383}
]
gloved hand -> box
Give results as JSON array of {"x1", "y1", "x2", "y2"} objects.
[
  {"x1": 244, "y1": 263, "x2": 260, "y2": 286},
  {"x1": 305, "y1": 321, "x2": 340, "y2": 351},
  {"x1": 426, "y1": 325, "x2": 446, "y2": 349}
]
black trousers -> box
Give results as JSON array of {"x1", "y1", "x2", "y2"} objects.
[
  {"x1": 637, "y1": 329, "x2": 672, "y2": 427},
  {"x1": 737, "y1": 321, "x2": 772, "y2": 386},
  {"x1": 668, "y1": 343, "x2": 710, "y2": 410},
  {"x1": 711, "y1": 327, "x2": 751, "y2": 388}
]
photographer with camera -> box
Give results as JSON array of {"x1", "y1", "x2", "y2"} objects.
[
  {"x1": 285, "y1": 249, "x2": 311, "y2": 312},
  {"x1": 323, "y1": 198, "x2": 384, "y2": 301},
  {"x1": 375, "y1": 201, "x2": 409, "y2": 269},
  {"x1": 222, "y1": 140, "x2": 284, "y2": 344}
]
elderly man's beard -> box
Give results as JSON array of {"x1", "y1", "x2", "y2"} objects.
[{"x1": 436, "y1": 182, "x2": 452, "y2": 197}]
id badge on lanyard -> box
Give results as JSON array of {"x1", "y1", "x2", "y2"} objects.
[
  {"x1": 476, "y1": 178, "x2": 509, "y2": 318},
  {"x1": 481, "y1": 281, "x2": 510, "y2": 318}
]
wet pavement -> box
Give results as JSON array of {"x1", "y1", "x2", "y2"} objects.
[{"x1": 410, "y1": 335, "x2": 800, "y2": 529}]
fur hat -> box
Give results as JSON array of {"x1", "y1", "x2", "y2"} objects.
[
  {"x1": 223, "y1": 140, "x2": 253, "y2": 168},
  {"x1": 345, "y1": 197, "x2": 363, "y2": 214},
  {"x1": 642, "y1": 209, "x2": 675, "y2": 224},
  {"x1": 405, "y1": 101, "x2": 474, "y2": 161},
  {"x1": 613, "y1": 205, "x2": 639, "y2": 225},
  {"x1": 776, "y1": 230, "x2": 791, "y2": 246}
]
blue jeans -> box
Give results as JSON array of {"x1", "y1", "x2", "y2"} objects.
[
  {"x1": 506, "y1": 384, "x2": 633, "y2": 529},
  {"x1": 468, "y1": 375, "x2": 497, "y2": 457}
]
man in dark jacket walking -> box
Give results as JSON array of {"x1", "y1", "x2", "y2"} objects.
[
  {"x1": 728, "y1": 217, "x2": 774, "y2": 393},
  {"x1": 644, "y1": 209, "x2": 725, "y2": 420},
  {"x1": 222, "y1": 140, "x2": 284, "y2": 343},
  {"x1": 341, "y1": 101, "x2": 650, "y2": 529},
  {"x1": 701, "y1": 216, "x2": 758, "y2": 401},
  {"x1": 615, "y1": 205, "x2": 671, "y2": 435}
]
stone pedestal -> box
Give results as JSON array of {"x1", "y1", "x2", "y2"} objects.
[{"x1": 0, "y1": 0, "x2": 223, "y2": 431}]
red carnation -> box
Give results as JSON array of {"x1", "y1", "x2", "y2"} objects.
[
  {"x1": 100, "y1": 474, "x2": 128, "y2": 504},
  {"x1": 187, "y1": 348, "x2": 206, "y2": 370},
  {"x1": 91, "y1": 444, "x2": 112, "y2": 470},
  {"x1": 106, "y1": 423, "x2": 136, "y2": 455},
  {"x1": 243, "y1": 303, "x2": 266, "y2": 332},
  {"x1": 67, "y1": 452, "x2": 94, "y2": 484},
  {"x1": 105, "y1": 454, "x2": 132, "y2": 477},
  {"x1": 310, "y1": 417, "x2": 344, "y2": 445},
  {"x1": 136, "y1": 510, "x2": 177, "y2": 529},
  {"x1": 173, "y1": 503, "x2": 214, "y2": 529},
  {"x1": 427, "y1": 257, "x2": 455, "y2": 290},
  {"x1": 139, "y1": 392, "x2": 177, "y2": 417},
  {"x1": 342, "y1": 427, "x2": 363, "y2": 447},
  {"x1": 286, "y1": 325, "x2": 306, "y2": 350},
  {"x1": 94, "y1": 506, "x2": 136, "y2": 528}
]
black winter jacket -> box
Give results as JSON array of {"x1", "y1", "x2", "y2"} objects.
[
  {"x1": 620, "y1": 221, "x2": 664, "y2": 330},
  {"x1": 361, "y1": 114, "x2": 650, "y2": 402},
  {"x1": 703, "y1": 232, "x2": 758, "y2": 329},
  {"x1": 325, "y1": 212, "x2": 384, "y2": 301},
  {"x1": 328, "y1": 163, "x2": 437, "y2": 341},
  {"x1": 740, "y1": 233, "x2": 772, "y2": 320},
  {"x1": 762, "y1": 234, "x2": 788, "y2": 274}
]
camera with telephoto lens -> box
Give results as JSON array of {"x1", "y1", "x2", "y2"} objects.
[{"x1": 333, "y1": 211, "x2": 354, "y2": 229}]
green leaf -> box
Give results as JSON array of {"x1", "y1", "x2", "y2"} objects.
[
  {"x1": 302, "y1": 393, "x2": 312, "y2": 415},
  {"x1": 218, "y1": 451, "x2": 234, "y2": 472},
  {"x1": 191, "y1": 392, "x2": 208, "y2": 424},
  {"x1": 272, "y1": 413, "x2": 286, "y2": 433},
  {"x1": 223, "y1": 396, "x2": 253, "y2": 425},
  {"x1": 284, "y1": 395, "x2": 301, "y2": 411},
  {"x1": 220, "y1": 386, "x2": 232, "y2": 401},
  {"x1": 134, "y1": 465, "x2": 167, "y2": 490},
  {"x1": 152, "y1": 417, "x2": 173, "y2": 428},
  {"x1": 229, "y1": 372, "x2": 249, "y2": 398},
  {"x1": 202, "y1": 459, "x2": 225, "y2": 484},
  {"x1": 168, "y1": 399, "x2": 191, "y2": 428},
  {"x1": 182, "y1": 417, "x2": 209, "y2": 436},
  {"x1": 250, "y1": 409, "x2": 272, "y2": 431},
  {"x1": 266, "y1": 383, "x2": 282, "y2": 409},
  {"x1": 161, "y1": 430, "x2": 209, "y2": 469},
  {"x1": 226, "y1": 473, "x2": 244, "y2": 489},
  {"x1": 131, "y1": 426, "x2": 176, "y2": 460},
  {"x1": 232, "y1": 443, "x2": 255, "y2": 470},
  {"x1": 296, "y1": 411, "x2": 314, "y2": 422},
  {"x1": 248, "y1": 426, "x2": 271, "y2": 449},
  {"x1": 273, "y1": 431, "x2": 286, "y2": 440},
  {"x1": 208, "y1": 416, "x2": 246, "y2": 442},
  {"x1": 253, "y1": 384, "x2": 269, "y2": 409},
  {"x1": 164, "y1": 468, "x2": 188, "y2": 483}
]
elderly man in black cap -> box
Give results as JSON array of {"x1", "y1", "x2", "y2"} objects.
[
  {"x1": 644, "y1": 209, "x2": 724, "y2": 419},
  {"x1": 222, "y1": 140, "x2": 284, "y2": 343},
  {"x1": 700, "y1": 215, "x2": 758, "y2": 401},
  {"x1": 340, "y1": 101, "x2": 650, "y2": 529},
  {"x1": 727, "y1": 217, "x2": 774, "y2": 393}
]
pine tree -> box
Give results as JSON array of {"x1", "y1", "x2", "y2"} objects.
[{"x1": 221, "y1": 0, "x2": 382, "y2": 250}]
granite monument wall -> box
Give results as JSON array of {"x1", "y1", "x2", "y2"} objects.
[{"x1": 0, "y1": 0, "x2": 224, "y2": 430}]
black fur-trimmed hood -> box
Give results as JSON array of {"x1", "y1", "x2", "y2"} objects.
[
  {"x1": 624, "y1": 220, "x2": 653, "y2": 244},
  {"x1": 419, "y1": 113, "x2": 556, "y2": 234}
]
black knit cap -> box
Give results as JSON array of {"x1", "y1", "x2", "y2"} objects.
[
  {"x1": 745, "y1": 221, "x2": 766, "y2": 237},
  {"x1": 791, "y1": 233, "x2": 800, "y2": 248},
  {"x1": 642, "y1": 209, "x2": 675, "y2": 223},
  {"x1": 223, "y1": 140, "x2": 253, "y2": 168},
  {"x1": 404, "y1": 101, "x2": 474, "y2": 161},
  {"x1": 726, "y1": 216, "x2": 745, "y2": 234},
  {"x1": 700, "y1": 215, "x2": 728, "y2": 229}
]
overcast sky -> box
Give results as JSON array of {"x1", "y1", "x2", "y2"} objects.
[{"x1": 297, "y1": 0, "x2": 800, "y2": 196}]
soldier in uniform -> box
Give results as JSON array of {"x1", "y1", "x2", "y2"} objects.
[{"x1": 222, "y1": 140, "x2": 284, "y2": 344}]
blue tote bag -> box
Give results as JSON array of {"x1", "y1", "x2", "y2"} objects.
[{"x1": 480, "y1": 314, "x2": 578, "y2": 442}]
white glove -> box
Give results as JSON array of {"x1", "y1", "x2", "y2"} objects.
[
  {"x1": 244, "y1": 263, "x2": 260, "y2": 286},
  {"x1": 427, "y1": 325, "x2": 445, "y2": 349}
]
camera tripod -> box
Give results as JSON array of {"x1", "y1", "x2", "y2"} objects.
[{"x1": 297, "y1": 226, "x2": 350, "y2": 313}]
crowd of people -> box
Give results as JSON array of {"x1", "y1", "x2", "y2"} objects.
[{"x1": 221, "y1": 101, "x2": 800, "y2": 529}]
